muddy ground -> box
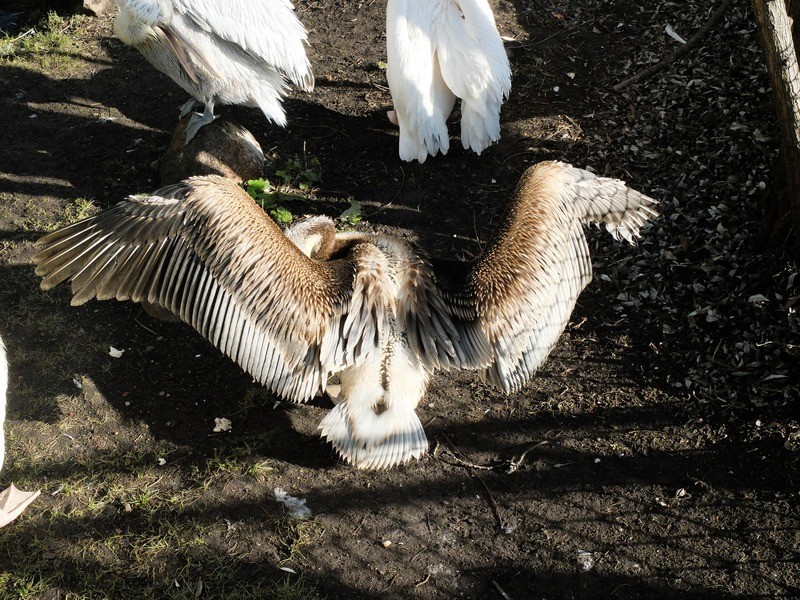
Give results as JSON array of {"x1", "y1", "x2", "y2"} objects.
[{"x1": 0, "y1": 1, "x2": 799, "y2": 598}]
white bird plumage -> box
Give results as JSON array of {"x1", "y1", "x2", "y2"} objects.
[
  {"x1": 32, "y1": 162, "x2": 657, "y2": 469},
  {"x1": 386, "y1": 0, "x2": 511, "y2": 162},
  {"x1": 0, "y1": 336, "x2": 41, "y2": 527},
  {"x1": 0, "y1": 335, "x2": 6, "y2": 473},
  {"x1": 114, "y1": 0, "x2": 314, "y2": 141}
]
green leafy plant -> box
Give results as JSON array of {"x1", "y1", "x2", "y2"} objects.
[
  {"x1": 339, "y1": 199, "x2": 362, "y2": 226},
  {"x1": 275, "y1": 156, "x2": 321, "y2": 191},
  {"x1": 246, "y1": 178, "x2": 296, "y2": 224}
]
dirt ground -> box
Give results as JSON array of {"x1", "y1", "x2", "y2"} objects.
[{"x1": 0, "y1": 1, "x2": 799, "y2": 598}]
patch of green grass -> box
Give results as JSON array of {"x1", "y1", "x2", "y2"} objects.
[
  {"x1": 18, "y1": 196, "x2": 98, "y2": 233},
  {"x1": 0, "y1": 571, "x2": 48, "y2": 599},
  {"x1": 244, "y1": 459, "x2": 274, "y2": 478},
  {"x1": 205, "y1": 447, "x2": 246, "y2": 477},
  {"x1": 0, "y1": 12, "x2": 88, "y2": 74},
  {"x1": 62, "y1": 196, "x2": 97, "y2": 223},
  {"x1": 268, "y1": 575, "x2": 327, "y2": 600},
  {"x1": 278, "y1": 519, "x2": 325, "y2": 565},
  {"x1": 0, "y1": 438, "x2": 328, "y2": 599},
  {"x1": 199, "y1": 444, "x2": 276, "y2": 487}
]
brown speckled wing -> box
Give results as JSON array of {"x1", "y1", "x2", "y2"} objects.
[
  {"x1": 435, "y1": 161, "x2": 658, "y2": 393},
  {"x1": 33, "y1": 175, "x2": 390, "y2": 403}
]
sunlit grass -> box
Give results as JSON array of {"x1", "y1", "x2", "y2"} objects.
[{"x1": 0, "y1": 12, "x2": 90, "y2": 75}]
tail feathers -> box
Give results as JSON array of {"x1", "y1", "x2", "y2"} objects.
[
  {"x1": 398, "y1": 117, "x2": 450, "y2": 164},
  {"x1": 558, "y1": 162, "x2": 659, "y2": 243},
  {"x1": 318, "y1": 402, "x2": 428, "y2": 470},
  {"x1": 437, "y1": 0, "x2": 510, "y2": 156},
  {"x1": 460, "y1": 100, "x2": 501, "y2": 155},
  {"x1": 253, "y1": 74, "x2": 290, "y2": 127}
]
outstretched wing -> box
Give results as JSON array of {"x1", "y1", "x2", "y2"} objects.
[
  {"x1": 173, "y1": 0, "x2": 314, "y2": 90},
  {"x1": 33, "y1": 176, "x2": 390, "y2": 402},
  {"x1": 435, "y1": 161, "x2": 658, "y2": 392}
]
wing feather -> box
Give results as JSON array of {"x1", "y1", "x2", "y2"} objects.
[
  {"x1": 172, "y1": 0, "x2": 314, "y2": 90},
  {"x1": 435, "y1": 161, "x2": 657, "y2": 393},
  {"x1": 33, "y1": 175, "x2": 389, "y2": 403}
]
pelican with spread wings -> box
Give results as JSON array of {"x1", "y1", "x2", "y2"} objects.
[{"x1": 33, "y1": 162, "x2": 656, "y2": 469}]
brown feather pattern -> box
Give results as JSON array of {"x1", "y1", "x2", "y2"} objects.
[
  {"x1": 33, "y1": 175, "x2": 389, "y2": 402},
  {"x1": 33, "y1": 162, "x2": 657, "y2": 468}
]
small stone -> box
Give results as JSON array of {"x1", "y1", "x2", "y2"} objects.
[
  {"x1": 83, "y1": 0, "x2": 113, "y2": 16},
  {"x1": 160, "y1": 117, "x2": 265, "y2": 185}
]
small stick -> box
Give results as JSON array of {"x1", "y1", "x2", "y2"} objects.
[
  {"x1": 9, "y1": 28, "x2": 35, "y2": 44},
  {"x1": 613, "y1": 0, "x2": 733, "y2": 91},
  {"x1": 507, "y1": 440, "x2": 548, "y2": 474},
  {"x1": 135, "y1": 316, "x2": 159, "y2": 336},
  {"x1": 437, "y1": 434, "x2": 506, "y2": 530},
  {"x1": 517, "y1": 20, "x2": 594, "y2": 48},
  {"x1": 475, "y1": 472, "x2": 506, "y2": 532},
  {"x1": 492, "y1": 580, "x2": 514, "y2": 600},
  {"x1": 439, "y1": 433, "x2": 495, "y2": 470}
]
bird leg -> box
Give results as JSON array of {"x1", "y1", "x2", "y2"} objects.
[
  {"x1": 178, "y1": 98, "x2": 202, "y2": 118},
  {"x1": 184, "y1": 102, "x2": 217, "y2": 143}
]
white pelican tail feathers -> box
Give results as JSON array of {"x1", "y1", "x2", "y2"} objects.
[
  {"x1": 319, "y1": 401, "x2": 428, "y2": 470},
  {"x1": 386, "y1": 0, "x2": 511, "y2": 163}
]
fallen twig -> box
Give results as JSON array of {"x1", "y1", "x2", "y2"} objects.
[
  {"x1": 438, "y1": 433, "x2": 496, "y2": 470},
  {"x1": 492, "y1": 579, "x2": 514, "y2": 600},
  {"x1": 475, "y1": 472, "x2": 506, "y2": 532},
  {"x1": 506, "y1": 440, "x2": 549, "y2": 474},
  {"x1": 517, "y1": 20, "x2": 594, "y2": 48},
  {"x1": 613, "y1": 0, "x2": 733, "y2": 91}
]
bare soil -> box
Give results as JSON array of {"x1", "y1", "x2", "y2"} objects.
[{"x1": 0, "y1": 1, "x2": 798, "y2": 599}]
